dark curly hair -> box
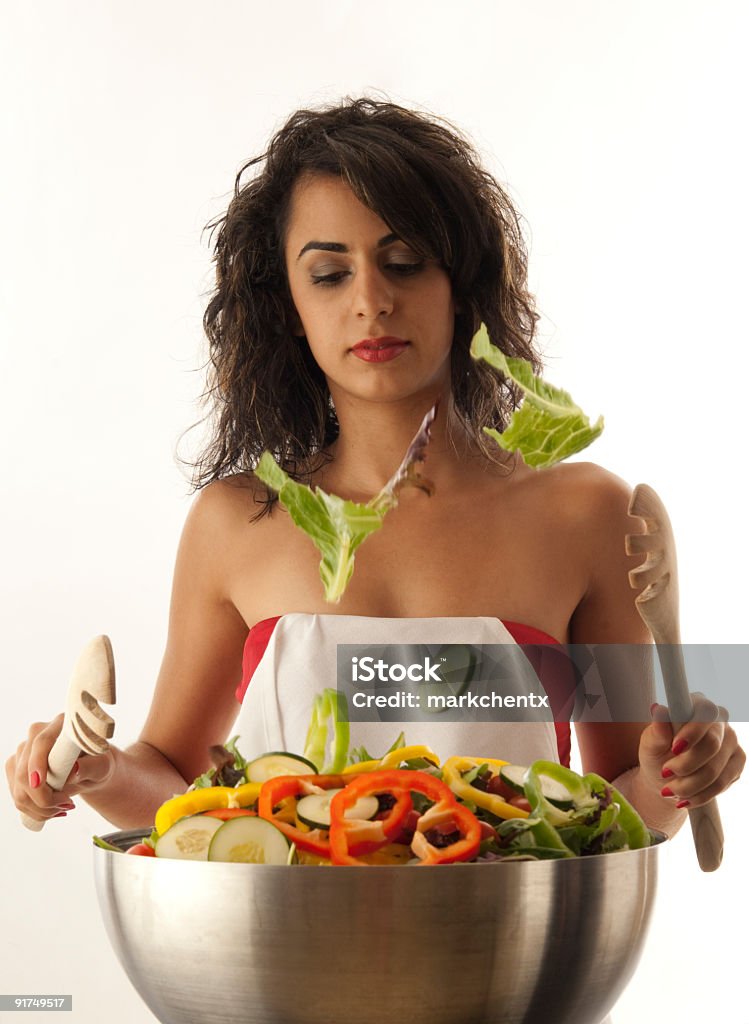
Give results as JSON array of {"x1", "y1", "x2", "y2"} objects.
[{"x1": 186, "y1": 95, "x2": 541, "y2": 511}]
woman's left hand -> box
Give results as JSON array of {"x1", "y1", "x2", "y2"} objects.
[{"x1": 638, "y1": 694, "x2": 745, "y2": 809}]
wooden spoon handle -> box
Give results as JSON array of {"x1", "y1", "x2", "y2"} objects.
[
  {"x1": 688, "y1": 802, "x2": 724, "y2": 872},
  {"x1": 653, "y1": 642, "x2": 724, "y2": 871},
  {"x1": 46, "y1": 733, "x2": 83, "y2": 791},
  {"x1": 20, "y1": 734, "x2": 81, "y2": 832}
]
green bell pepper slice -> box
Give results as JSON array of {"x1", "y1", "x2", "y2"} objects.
[
  {"x1": 303, "y1": 688, "x2": 351, "y2": 774},
  {"x1": 524, "y1": 760, "x2": 650, "y2": 851}
]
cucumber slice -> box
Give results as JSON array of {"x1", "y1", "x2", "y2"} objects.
[
  {"x1": 245, "y1": 752, "x2": 318, "y2": 783},
  {"x1": 207, "y1": 816, "x2": 291, "y2": 864},
  {"x1": 500, "y1": 765, "x2": 574, "y2": 809},
  {"x1": 296, "y1": 789, "x2": 379, "y2": 830},
  {"x1": 155, "y1": 815, "x2": 224, "y2": 861}
]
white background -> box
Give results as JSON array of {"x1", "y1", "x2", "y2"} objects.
[{"x1": 1, "y1": 2, "x2": 747, "y2": 1022}]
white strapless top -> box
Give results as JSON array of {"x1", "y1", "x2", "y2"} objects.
[{"x1": 231, "y1": 613, "x2": 562, "y2": 766}]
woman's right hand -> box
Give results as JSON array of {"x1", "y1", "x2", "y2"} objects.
[{"x1": 6, "y1": 714, "x2": 115, "y2": 824}]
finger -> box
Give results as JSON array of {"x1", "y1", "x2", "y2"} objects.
[
  {"x1": 638, "y1": 707, "x2": 675, "y2": 770},
  {"x1": 689, "y1": 692, "x2": 723, "y2": 722},
  {"x1": 668, "y1": 746, "x2": 746, "y2": 808},
  {"x1": 665, "y1": 720, "x2": 726, "y2": 776},
  {"x1": 17, "y1": 801, "x2": 75, "y2": 822},
  {"x1": 660, "y1": 727, "x2": 736, "y2": 802},
  {"x1": 18, "y1": 717, "x2": 78, "y2": 811},
  {"x1": 7, "y1": 735, "x2": 50, "y2": 812},
  {"x1": 668, "y1": 694, "x2": 722, "y2": 755},
  {"x1": 26, "y1": 713, "x2": 65, "y2": 787},
  {"x1": 13, "y1": 773, "x2": 78, "y2": 818}
]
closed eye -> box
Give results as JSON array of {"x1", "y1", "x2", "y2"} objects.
[
  {"x1": 311, "y1": 262, "x2": 425, "y2": 287},
  {"x1": 310, "y1": 271, "x2": 347, "y2": 287}
]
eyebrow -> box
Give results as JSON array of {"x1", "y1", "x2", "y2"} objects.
[{"x1": 296, "y1": 232, "x2": 399, "y2": 262}]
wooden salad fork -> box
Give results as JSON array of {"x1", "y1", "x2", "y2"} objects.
[
  {"x1": 21, "y1": 635, "x2": 116, "y2": 832},
  {"x1": 626, "y1": 483, "x2": 724, "y2": 871}
]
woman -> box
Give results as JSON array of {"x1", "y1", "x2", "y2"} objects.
[{"x1": 6, "y1": 97, "x2": 744, "y2": 831}]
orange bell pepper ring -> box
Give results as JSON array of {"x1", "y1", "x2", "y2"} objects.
[
  {"x1": 329, "y1": 769, "x2": 481, "y2": 866},
  {"x1": 328, "y1": 770, "x2": 415, "y2": 865},
  {"x1": 258, "y1": 774, "x2": 346, "y2": 857}
]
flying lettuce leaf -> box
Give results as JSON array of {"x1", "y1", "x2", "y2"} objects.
[
  {"x1": 470, "y1": 323, "x2": 604, "y2": 467},
  {"x1": 254, "y1": 403, "x2": 437, "y2": 602}
]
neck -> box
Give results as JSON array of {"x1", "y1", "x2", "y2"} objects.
[{"x1": 318, "y1": 387, "x2": 494, "y2": 499}]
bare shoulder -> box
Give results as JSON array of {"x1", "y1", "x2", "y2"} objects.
[
  {"x1": 174, "y1": 473, "x2": 278, "y2": 595},
  {"x1": 520, "y1": 459, "x2": 635, "y2": 527},
  {"x1": 561, "y1": 459, "x2": 632, "y2": 509},
  {"x1": 549, "y1": 461, "x2": 650, "y2": 643},
  {"x1": 540, "y1": 460, "x2": 639, "y2": 573},
  {"x1": 187, "y1": 472, "x2": 265, "y2": 524},
  {"x1": 182, "y1": 473, "x2": 277, "y2": 545}
]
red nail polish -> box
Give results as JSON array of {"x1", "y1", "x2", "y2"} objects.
[
  {"x1": 661, "y1": 786, "x2": 675, "y2": 797},
  {"x1": 661, "y1": 767, "x2": 674, "y2": 779},
  {"x1": 29, "y1": 771, "x2": 40, "y2": 789},
  {"x1": 676, "y1": 799, "x2": 691, "y2": 809},
  {"x1": 73, "y1": 761, "x2": 80, "y2": 775},
  {"x1": 53, "y1": 811, "x2": 67, "y2": 818},
  {"x1": 672, "y1": 739, "x2": 689, "y2": 756}
]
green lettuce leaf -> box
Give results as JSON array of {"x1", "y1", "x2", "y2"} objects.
[
  {"x1": 470, "y1": 323, "x2": 604, "y2": 467},
  {"x1": 254, "y1": 403, "x2": 437, "y2": 602}
]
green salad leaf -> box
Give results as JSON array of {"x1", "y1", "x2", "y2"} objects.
[
  {"x1": 522, "y1": 760, "x2": 651, "y2": 853},
  {"x1": 192, "y1": 734, "x2": 249, "y2": 789},
  {"x1": 255, "y1": 403, "x2": 437, "y2": 603},
  {"x1": 348, "y1": 730, "x2": 406, "y2": 766},
  {"x1": 470, "y1": 323, "x2": 604, "y2": 467}
]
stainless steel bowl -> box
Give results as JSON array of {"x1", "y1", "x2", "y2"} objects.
[{"x1": 94, "y1": 828, "x2": 664, "y2": 1024}]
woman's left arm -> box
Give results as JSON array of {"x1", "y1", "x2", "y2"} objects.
[{"x1": 568, "y1": 467, "x2": 745, "y2": 834}]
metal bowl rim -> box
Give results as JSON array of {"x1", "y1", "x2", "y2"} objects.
[{"x1": 95, "y1": 825, "x2": 668, "y2": 868}]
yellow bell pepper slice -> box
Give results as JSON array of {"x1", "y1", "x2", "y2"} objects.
[
  {"x1": 461, "y1": 757, "x2": 509, "y2": 771},
  {"x1": 295, "y1": 848, "x2": 332, "y2": 866},
  {"x1": 342, "y1": 745, "x2": 440, "y2": 774},
  {"x1": 442, "y1": 756, "x2": 529, "y2": 821},
  {"x1": 378, "y1": 745, "x2": 441, "y2": 769},
  {"x1": 342, "y1": 759, "x2": 382, "y2": 775},
  {"x1": 357, "y1": 842, "x2": 413, "y2": 865},
  {"x1": 154, "y1": 782, "x2": 262, "y2": 836}
]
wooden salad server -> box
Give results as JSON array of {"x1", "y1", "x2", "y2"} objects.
[
  {"x1": 626, "y1": 483, "x2": 724, "y2": 871},
  {"x1": 21, "y1": 635, "x2": 116, "y2": 832}
]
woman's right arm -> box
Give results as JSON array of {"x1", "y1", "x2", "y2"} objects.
[{"x1": 6, "y1": 480, "x2": 253, "y2": 829}]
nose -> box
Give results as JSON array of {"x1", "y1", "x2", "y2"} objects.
[{"x1": 351, "y1": 264, "x2": 394, "y2": 319}]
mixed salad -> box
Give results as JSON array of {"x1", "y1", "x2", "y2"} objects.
[{"x1": 94, "y1": 689, "x2": 652, "y2": 866}]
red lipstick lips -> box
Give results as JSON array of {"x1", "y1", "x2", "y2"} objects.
[{"x1": 351, "y1": 336, "x2": 409, "y2": 363}]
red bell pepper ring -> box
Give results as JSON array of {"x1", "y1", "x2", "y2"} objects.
[
  {"x1": 411, "y1": 798, "x2": 481, "y2": 864},
  {"x1": 329, "y1": 770, "x2": 416, "y2": 865},
  {"x1": 329, "y1": 769, "x2": 481, "y2": 866},
  {"x1": 373, "y1": 769, "x2": 480, "y2": 865},
  {"x1": 258, "y1": 774, "x2": 347, "y2": 857}
]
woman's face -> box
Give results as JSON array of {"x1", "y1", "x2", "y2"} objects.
[{"x1": 283, "y1": 173, "x2": 457, "y2": 407}]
